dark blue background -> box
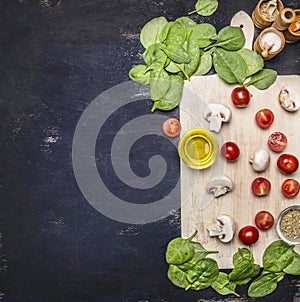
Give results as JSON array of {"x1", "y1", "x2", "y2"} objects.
[{"x1": 0, "y1": 0, "x2": 299, "y2": 301}]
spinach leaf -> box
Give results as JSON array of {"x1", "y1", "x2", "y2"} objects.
[
  {"x1": 149, "y1": 65, "x2": 170, "y2": 101},
  {"x1": 165, "y1": 230, "x2": 197, "y2": 265},
  {"x1": 160, "y1": 44, "x2": 191, "y2": 64},
  {"x1": 140, "y1": 17, "x2": 168, "y2": 49},
  {"x1": 176, "y1": 16, "x2": 196, "y2": 28},
  {"x1": 248, "y1": 271, "x2": 285, "y2": 298},
  {"x1": 262, "y1": 240, "x2": 294, "y2": 272},
  {"x1": 167, "y1": 264, "x2": 190, "y2": 288},
  {"x1": 238, "y1": 48, "x2": 264, "y2": 77},
  {"x1": 161, "y1": 21, "x2": 186, "y2": 46},
  {"x1": 190, "y1": 0, "x2": 218, "y2": 17},
  {"x1": 211, "y1": 272, "x2": 239, "y2": 297},
  {"x1": 193, "y1": 52, "x2": 212, "y2": 76},
  {"x1": 283, "y1": 250, "x2": 300, "y2": 275},
  {"x1": 213, "y1": 48, "x2": 248, "y2": 84},
  {"x1": 213, "y1": 26, "x2": 245, "y2": 51},
  {"x1": 190, "y1": 23, "x2": 217, "y2": 48},
  {"x1": 229, "y1": 248, "x2": 257, "y2": 283},
  {"x1": 165, "y1": 61, "x2": 182, "y2": 73},
  {"x1": 187, "y1": 258, "x2": 219, "y2": 291},
  {"x1": 142, "y1": 43, "x2": 166, "y2": 66},
  {"x1": 129, "y1": 64, "x2": 150, "y2": 85},
  {"x1": 184, "y1": 40, "x2": 201, "y2": 76},
  {"x1": 151, "y1": 74, "x2": 184, "y2": 112},
  {"x1": 244, "y1": 69, "x2": 277, "y2": 90}
]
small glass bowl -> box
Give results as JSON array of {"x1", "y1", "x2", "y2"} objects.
[
  {"x1": 178, "y1": 128, "x2": 219, "y2": 170},
  {"x1": 276, "y1": 205, "x2": 300, "y2": 245}
]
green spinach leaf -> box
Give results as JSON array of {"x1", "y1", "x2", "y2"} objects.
[
  {"x1": 129, "y1": 64, "x2": 150, "y2": 85},
  {"x1": 142, "y1": 43, "x2": 166, "y2": 66},
  {"x1": 151, "y1": 74, "x2": 184, "y2": 112},
  {"x1": 149, "y1": 65, "x2": 170, "y2": 101},
  {"x1": 190, "y1": 0, "x2": 218, "y2": 17},
  {"x1": 262, "y1": 240, "x2": 294, "y2": 272},
  {"x1": 211, "y1": 272, "x2": 239, "y2": 297},
  {"x1": 161, "y1": 21, "x2": 186, "y2": 46},
  {"x1": 213, "y1": 26, "x2": 245, "y2": 51},
  {"x1": 238, "y1": 48, "x2": 264, "y2": 77},
  {"x1": 213, "y1": 48, "x2": 248, "y2": 84},
  {"x1": 248, "y1": 271, "x2": 285, "y2": 298},
  {"x1": 167, "y1": 264, "x2": 191, "y2": 288},
  {"x1": 190, "y1": 23, "x2": 217, "y2": 48},
  {"x1": 283, "y1": 250, "x2": 300, "y2": 275},
  {"x1": 193, "y1": 52, "x2": 212, "y2": 76},
  {"x1": 187, "y1": 258, "x2": 219, "y2": 291},
  {"x1": 176, "y1": 16, "x2": 196, "y2": 28},
  {"x1": 140, "y1": 17, "x2": 168, "y2": 49},
  {"x1": 160, "y1": 44, "x2": 191, "y2": 64},
  {"x1": 245, "y1": 69, "x2": 277, "y2": 90},
  {"x1": 165, "y1": 230, "x2": 197, "y2": 265}
]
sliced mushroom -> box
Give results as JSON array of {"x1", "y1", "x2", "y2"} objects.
[
  {"x1": 206, "y1": 175, "x2": 233, "y2": 198},
  {"x1": 207, "y1": 215, "x2": 236, "y2": 243},
  {"x1": 249, "y1": 148, "x2": 270, "y2": 172},
  {"x1": 203, "y1": 104, "x2": 231, "y2": 133},
  {"x1": 279, "y1": 86, "x2": 300, "y2": 112}
]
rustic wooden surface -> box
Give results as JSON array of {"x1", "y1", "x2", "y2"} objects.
[{"x1": 181, "y1": 74, "x2": 300, "y2": 268}]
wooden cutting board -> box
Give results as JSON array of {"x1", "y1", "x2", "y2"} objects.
[
  {"x1": 180, "y1": 10, "x2": 300, "y2": 269},
  {"x1": 180, "y1": 74, "x2": 300, "y2": 268}
]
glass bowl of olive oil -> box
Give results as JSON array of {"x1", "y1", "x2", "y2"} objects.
[{"x1": 178, "y1": 128, "x2": 219, "y2": 169}]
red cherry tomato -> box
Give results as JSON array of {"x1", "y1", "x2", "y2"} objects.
[
  {"x1": 255, "y1": 211, "x2": 274, "y2": 230},
  {"x1": 238, "y1": 226, "x2": 259, "y2": 245},
  {"x1": 221, "y1": 142, "x2": 240, "y2": 161},
  {"x1": 277, "y1": 154, "x2": 299, "y2": 175},
  {"x1": 255, "y1": 109, "x2": 274, "y2": 129},
  {"x1": 231, "y1": 87, "x2": 251, "y2": 108},
  {"x1": 268, "y1": 132, "x2": 287, "y2": 152},
  {"x1": 281, "y1": 179, "x2": 300, "y2": 198},
  {"x1": 251, "y1": 177, "x2": 271, "y2": 196},
  {"x1": 162, "y1": 118, "x2": 181, "y2": 137}
]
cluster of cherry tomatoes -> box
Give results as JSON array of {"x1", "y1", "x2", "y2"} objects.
[{"x1": 226, "y1": 87, "x2": 299, "y2": 245}]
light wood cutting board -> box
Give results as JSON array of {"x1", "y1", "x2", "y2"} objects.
[
  {"x1": 180, "y1": 10, "x2": 300, "y2": 269},
  {"x1": 180, "y1": 74, "x2": 300, "y2": 269}
]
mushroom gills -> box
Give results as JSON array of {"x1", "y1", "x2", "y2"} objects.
[
  {"x1": 279, "y1": 86, "x2": 300, "y2": 112},
  {"x1": 206, "y1": 175, "x2": 233, "y2": 198}
]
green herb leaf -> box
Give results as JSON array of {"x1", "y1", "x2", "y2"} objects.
[
  {"x1": 211, "y1": 272, "x2": 240, "y2": 297},
  {"x1": 140, "y1": 17, "x2": 168, "y2": 49},
  {"x1": 238, "y1": 48, "x2": 264, "y2": 77},
  {"x1": 262, "y1": 240, "x2": 294, "y2": 272},
  {"x1": 191, "y1": 0, "x2": 218, "y2": 17},
  {"x1": 129, "y1": 64, "x2": 150, "y2": 85},
  {"x1": 245, "y1": 69, "x2": 277, "y2": 90},
  {"x1": 187, "y1": 258, "x2": 219, "y2": 291},
  {"x1": 214, "y1": 26, "x2": 245, "y2": 51},
  {"x1": 149, "y1": 66, "x2": 170, "y2": 101},
  {"x1": 248, "y1": 271, "x2": 285, "y2": 298},
  {"x1": 190, "y1": 23, "x2": 217, "y2": 48},
  {"x1": 175, "y1": 16, "x2": 196, "y2": 28},
  {"x1": 193, "y1": 52, "x2": 212, "y2": 76},
  {"x1": 142, "y1": 43, "x2": 166, "y2": 66},
  {"x1": 151, "y1": 74, "x2": 184, "y2": 112},
  {"x1": 165, "y1": 230, "x2": 197, "y2": 265},
  {"x1": 161, "y1": 21, "x2": 186, "y2": 46},
  {"x1": 213, "y1": 48, "x2": 248, "y2": 84},
  {"x1": 283, "y1": 250, "x2": 300, "y2": 275},
  {"x1": 160, "y1": 44, "x2": 191, "y2": 64},
  {"x1": 184, "y1": 40, "x2": 201, "y2": 76},
  {"x1": 167, "y1": 264, "x2": 191, "y2": 288}
]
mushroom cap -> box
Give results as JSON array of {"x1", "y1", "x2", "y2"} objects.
[{"x1": 250, "y1": 148, "x2": 270, "y2": 172}]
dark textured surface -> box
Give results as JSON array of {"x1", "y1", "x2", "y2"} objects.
[{"x1": 0, "y1": 0, "x2": 299, "y2": 301}]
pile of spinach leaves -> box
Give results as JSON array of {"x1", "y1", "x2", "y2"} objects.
[
  {"x1": 165, "y1": 234, "x2": 300, "y2": 298},
  {"x1": 129, "y1": 16, "x2": 277, "y2": 112}
]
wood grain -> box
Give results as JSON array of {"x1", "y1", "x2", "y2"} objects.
[{"x1": 180, "y1": 74, "x2": 300, "y2": 269}]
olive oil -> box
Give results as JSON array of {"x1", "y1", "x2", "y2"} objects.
[{"x1": 178, "y1": 128, "x2": 219, "y2": 169}]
